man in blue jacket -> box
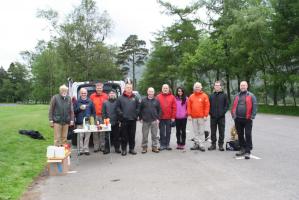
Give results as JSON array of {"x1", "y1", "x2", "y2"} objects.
[{"x1": 74, "y1": 88, "x2": 95, "y2": 155}]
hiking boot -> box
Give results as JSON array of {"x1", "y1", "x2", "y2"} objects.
[
  {"x1": 152, "y1": 147, "x2": 159, "y2": 153},
  {"x1": 218, "y1": 145, "x2": 225, "y2": 151},
  {"x1": 115, "y1": 148, "x2": 121, "y2": 154},
  {"x1": 159, "y1": 146, "x2": 166, "y2": 151},
  {"x1": 142, "y1": 147, "x2": 147, "y2": 154},
  {"x1": 245, "y1": 153, "x2": 251, "y2": 159},
  {"x1": 121, "y1": 150, "x2": 127, "y2": 156},
  {"x1": 103, "y1": 149, "x2": 110, "y2": 154},
  {"x1": 129, "y1": 149, "x2": 137, "y2": 155},
  {"x1": 166, "y1": 147, "x2": 172, "y2": 151},
  {"x1": 199, "y1": 146, "x2": 206, "y2": 152},
  {"x1": 236, "y1": 149, "x2": 245, "y2": 156},
  {"x1": 190, "y1": 144, "x2": 200, "y2": 150},
  {"x1": 208, "y1": 144, "x2": 216, "y2": 151}
]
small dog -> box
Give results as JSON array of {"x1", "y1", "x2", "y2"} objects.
[{"x1": 230, "y1": 126, "x2": 238, "y2": 141}]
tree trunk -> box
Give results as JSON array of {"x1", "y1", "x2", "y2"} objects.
[
  {"x1": 273, "y1": 84, "x2": 278, "y2": 106},
  {"x1": 290, "y1": 82, "x2": 297, "y2": 106},
  {"x1": 237, "y1": 76, "x2": 241, "y2": 93},
  {"x1": 132, "y1": 54, "x2": 136, "y2": 89},
  {"x1": 263, "y1": 69, "x2": 268, "y2": 105},
  {"x1": 225, "y1": 71, "x2": 231, "y2": 103}
]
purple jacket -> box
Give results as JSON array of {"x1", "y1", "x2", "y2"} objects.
[{"x1": 175, "y1": 97, "x2": 188, "y2": 119}]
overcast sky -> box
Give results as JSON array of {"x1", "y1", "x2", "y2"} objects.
[{"x1": 0, "y1": 0, "x2": 198, "y2": 69}]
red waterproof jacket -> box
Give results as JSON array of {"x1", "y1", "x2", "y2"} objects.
[
  {"x1": 187, "y1": 91, "x2": 210, "y2": 118},
  {"x1": 156, "y1": 93, "x2": 177, "y2": 120},
  {"x1": 90, "y1": 92, "x2": 108, "y2": 116}
]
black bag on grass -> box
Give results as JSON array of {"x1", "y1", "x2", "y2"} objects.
[{"x1": 19, "y1": 130, "x2": 45, "y2": 140}]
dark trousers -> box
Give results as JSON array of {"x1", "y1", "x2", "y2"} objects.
[
  {"x1": 159, "y1": 119, "x2": 171, "y2": 148},
  {"x1": 105, "y1": 123, "x2": 120, "y2": 151},
  {"x1": 175, "y1": 118, "x2": 187, "y2": 145},
  {"x1": 234, "y1": 118, "x2": 253, "y2": 153},
  {"x1": 210, "y1": 116, "x2": 225, "y2": 146},
  {"x1": 120, "y1": 120, "x2": 136, "y2": 151}
]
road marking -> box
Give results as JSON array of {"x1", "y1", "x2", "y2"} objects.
[
  {"x1": 273, "y1": 117, "x2": 283, "y2": 120},
  {"x1": 235, "y1": 155, "x2": 262, "y2": 160},
  {"x1": 67, "y1": 171, "x2": 78, "y2": 174}
]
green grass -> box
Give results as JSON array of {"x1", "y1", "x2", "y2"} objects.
[
  {"x1": 258, "y1": 104, "x2": 299, "y2": 116},
  {"x1": 0, "y1": 105, "x2": 52, "y2": 200}
]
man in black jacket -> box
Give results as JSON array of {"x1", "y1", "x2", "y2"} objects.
[
  {"x1": 208, "y1": 81, "x2": 229, "y2": 151},
  {"x1": 102, "y1": 90, "x2": 121, "y2": 154},
  {"x1": 139, "y1": 87, "x2": 161, "y2": 154},
  {"x1": 116, "y1": 83, "x2": 140, "y2": 156}
]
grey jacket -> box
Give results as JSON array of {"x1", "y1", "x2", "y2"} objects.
[
  {"x1": 139, "y1": 97, "x2": 161, "y2": 122},
  {"x1": 49, "y1": 94, "x2": 74, "y2": 124},
  {"x1": 116, "y1": 93, "x2": 140, "y2": 121}
]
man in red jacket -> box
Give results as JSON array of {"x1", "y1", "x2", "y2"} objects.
[
  {"x1": 156, "y1": 84, "x2": 177, "y2": 150},
  {"x1": 90, "y1": 82, "x2": 108, "y2": 152}
]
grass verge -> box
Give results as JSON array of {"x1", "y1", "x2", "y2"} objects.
[
  {"x1": 0, "y1": 105, "x2": 52, "y2": 200},
  {"x1": 258, "y1": 104, "x2": 299, "y2": 116}
]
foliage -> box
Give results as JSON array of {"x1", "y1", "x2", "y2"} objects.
[
  {"x1": 140, "y1": 0, "x2": 299, "y2": 106},
  {"x1": 258, "y1": 104, "x2": 299, "y2": 116},
  {"x1": 0, "y1": 63, "x2": 31, "y2": 103},
  {"x1": 117, "y1": 34, "x2": 148, "y2": 88}
]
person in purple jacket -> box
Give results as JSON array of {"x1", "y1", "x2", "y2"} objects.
[{"x1": 175, "y1": 87, "x2": 188, "y2": 150}]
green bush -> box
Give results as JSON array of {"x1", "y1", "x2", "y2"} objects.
[{"x1": 258, "y1": 104, "x2": 299, "y2": 116}]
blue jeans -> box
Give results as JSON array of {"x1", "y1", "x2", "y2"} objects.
[{"x1": 159, "y1": 119, "x2": 171, "y2": 148}]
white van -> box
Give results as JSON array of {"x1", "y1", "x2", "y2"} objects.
[{"x1": 67, "y1": 79, "x2": 125, "y2": 100}]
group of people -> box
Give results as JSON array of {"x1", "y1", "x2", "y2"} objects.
[{"x1": 49, "y1": 80, "x2": 257, "y2": 160}]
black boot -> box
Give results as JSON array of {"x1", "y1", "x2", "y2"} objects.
[
  {"x1": 236, "y1": 149, "x2": 245, "y2": 156},
  {"x1": 218, "y1": 145, "x2": 225, "y2": 151},
  {"x1": 115, "y1": 147, "x2": 121, "y2": 154},
  {"x1": 208, "y1": 144, "x2": 216, "y2": 151}
]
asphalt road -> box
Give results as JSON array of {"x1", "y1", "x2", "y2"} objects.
[{"x1": 26, "y1": 113, "x2": 299, "y2": 200}]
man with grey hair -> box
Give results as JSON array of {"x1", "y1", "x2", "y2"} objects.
[
  {"x1": 156, "y1": 84, "x2": 177, "y2": 151},
  {"x1": 139, "y1": 87, "x2": 161, "y2": 153},
  {"x1": 73, "y1": 88, "x2": 95, "y2": 155},
  {"x1": 187, "y1": 82, "x2": 210, "y2": 151},
  {"x1": 49, "y1": 84, "x2": 74, "y2": 146},
  {"x1": 116, "y1": 83, "x2": 140, "y2": 156},
  {"x1": 231, "y1": 81, "x2": 257, "y2": 159}
]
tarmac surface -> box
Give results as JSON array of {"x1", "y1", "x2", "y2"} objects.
[{"x1": 24, "y1": 113, "x2": 299, "y2": 200}]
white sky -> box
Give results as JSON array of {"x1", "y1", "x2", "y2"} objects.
[{"x1": 0, "y1": 0, "x2": 198, "y2": 69}]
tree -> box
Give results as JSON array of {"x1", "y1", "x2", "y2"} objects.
[
  {"x1": 117, "y1": 35, "x2": 148, "y2": 88},
  {"x1": 0, "y1": 63, "x2": 31, "y2": 102}
]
